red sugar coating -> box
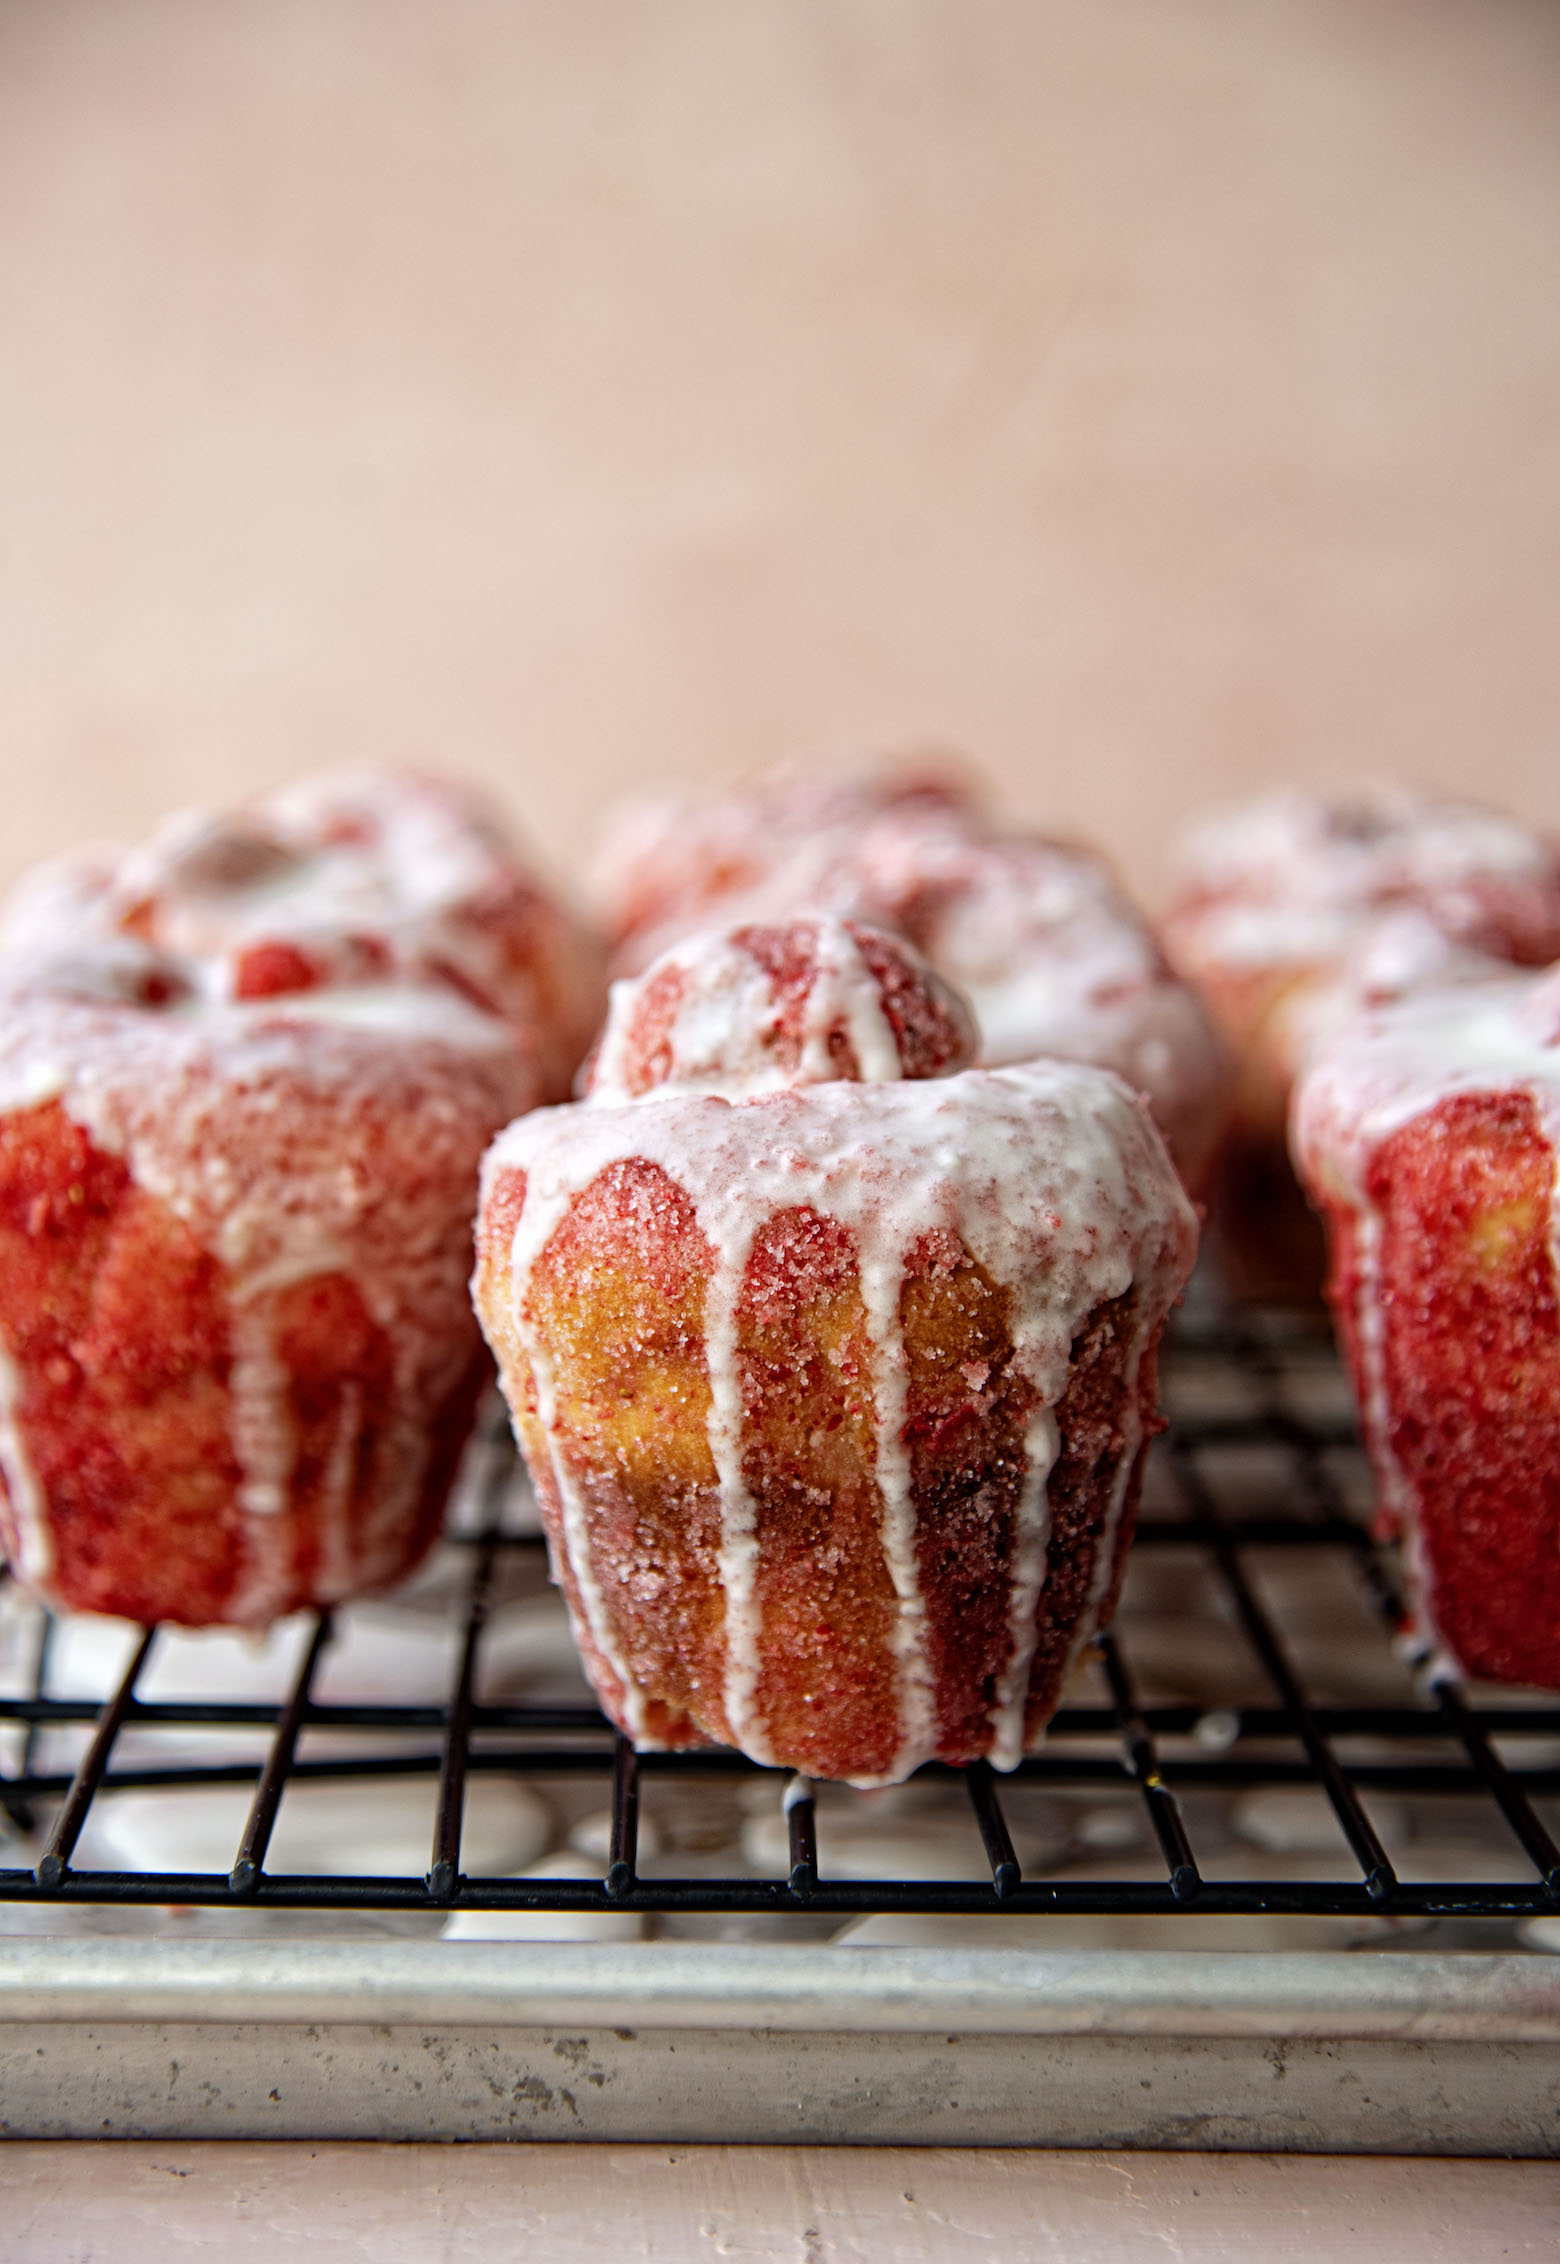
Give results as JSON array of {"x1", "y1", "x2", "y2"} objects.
[
  {"x1": 600, "y1": 962, "x2": 689, "y2": 1097},
  {"x1": 1020, "y1": 1293, "x2": 1156, "y2": 1733},
  {"x1": 232, "y1": 940, "x2": 327, "y2": 1000},
  {"x1": 1320, "y1": 1091, "x2": 1560, "y2": 1687}
]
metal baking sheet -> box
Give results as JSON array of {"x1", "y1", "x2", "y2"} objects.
[
  {"x1": 2, "y1": 1938, "x2": 1558, "y2": 2151},
  {"x1": 4, "y1": 1302, "x2": 1559, "y2": 2149}
]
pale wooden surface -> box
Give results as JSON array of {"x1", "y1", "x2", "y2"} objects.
[
  {"x1": 2, "y1": 0, "x2": 1559, "y2": 904},
  {"x1": 2, "y1": 2143, "x2": 1558, "y2": 2262}
]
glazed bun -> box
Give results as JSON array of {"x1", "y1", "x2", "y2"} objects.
[
  {"x1": 1293, "y1": 963, "x2": 1560, "y2": 1690},
  {"x1": 1165, "y1": 788, "x2": 1560, "y2": 1297},
  {"x1": 0, "y1": 770, "x2": 583, "y2": 1626},
  {"x1": 475, "y1": 900, "x2": 1198, "y2": 1784}
]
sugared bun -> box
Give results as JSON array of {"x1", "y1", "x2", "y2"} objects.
[
  {"x1": 591, "y1": 766, "x2": 1229, "y2": 1185},
  {"x1": 1166, "y1": 789, "x2": 1560, "y2": 987},
  {"x1": 1292, "y1": 966, "x2": 1560, "y2": 1689},
  {"x1": 1, "y1": 771, "x2": 608, "y2": 1102},
  {"x1": 581, "y1": 915, "x2": 977, "y2": 1103},
  {"x1": 863, "y1": 828, "x2": 1230, "y2": 1187},
  {"x1": 1164, "y1": 789, "x2": 1560, "y2": 1107},
  {"x1": 0, "y1": 775, "x2": 573, "y2": 1628},
  {"x1": 1163, "y1": 788, "x2": 1560, "y2": 1297},
  {"x1": 475, "y1": 1044, "x2": 1197, "y2": 1785},
  {"x1": 590, "y1": 767, "x2": 968, "y2": 967}
]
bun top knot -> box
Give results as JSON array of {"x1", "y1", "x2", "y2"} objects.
[{"x1": 581, "y1": 914, "x2": 978, "y2": 1103}]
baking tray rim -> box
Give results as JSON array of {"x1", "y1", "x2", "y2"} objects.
[{"x1": 3, "y1": 1937, "x2": 1558, "y2": 2042}]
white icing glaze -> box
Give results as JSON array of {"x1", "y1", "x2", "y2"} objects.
[
  {"x1": 222, "y1": 1297, "x2": 300, "y2": 1623},
  {"x1": 1292, "y1": 968, "x2": 1560, "y2": 1200},
  {"x1": 197, "y1": 982, "x2": 516, "y2": 1044},
  {"x1": 0, "y1": 1348, "x2": 51, "y2": 1583},
  {"x1": 518, "y1": 1288, "x2": 652, "y2": 1742},
  {"x1": 986, "y1": 1405, "x2": 1059, "y2": 1772},
  {"x1": 800, "y1": 917, "x2": 905, "y2": 1085},
  {"x1": 584, "y1": 915, "x2": 973, "y2": 1105},
  {"x1": 482, "y1": 1059, "x2": 1197, "y2": 1783},
  {"x1": 869, "y1": 831, "x2": 1228, "y2": 1156},
  {"x1": 853, "y1": 1213, "x2": 938, "y2": 1777},
  {"x1": 1261, "y1": 914, "x2": 1503, "y2": 1092},
  {"x1": 1291, "y1": 966, "x2": 1560, "y2": 1657},
  {"x1": 701, "y1": 1249, "x2": 766, "y2": 1758},
  {"x1": 588, "y1": 767, "x2": 967, "y2": 952}
]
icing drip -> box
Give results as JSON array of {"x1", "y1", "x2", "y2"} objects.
[
  {"x1": 986, "y1": 1406, "x2": 1060, "y2": 1770},
  {"x1": 226, "y1": 1298, "x2": 298, "y2": 1522},
  {"x1": 315, "y1": 1380, "x2": 364, "y2": 1600},
  {"x1": 701, "y1": 1227, "x2": 768, "y2": 1759},
  {"x1": 1348, "y1": 1206, "x2": 1413, "y2": 1535},
  {"x1": 485, "y1": 1061, "x2": 1197, "y2": 1781},
  {"x1": 854, "y1": 1232, "x2": 938, "y2": 1778},
  {"x1": 798, "y1": 919, "x2": 904, "y2": 1085},
  {"x1": 222, "y1": 1297, "x2": 300, "y2": 1625},
  {"x1": 0, "y1": 1347, "x2": 51, "y2": 1583}
]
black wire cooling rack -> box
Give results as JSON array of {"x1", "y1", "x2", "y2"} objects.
[{"x1": 1, "y1": 1299, "x2": 1558, "y2": 1927}]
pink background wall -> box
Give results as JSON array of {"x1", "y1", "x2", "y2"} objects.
[{"x1": 3, "y1": 0, "x2": 1558, "y2": 909}]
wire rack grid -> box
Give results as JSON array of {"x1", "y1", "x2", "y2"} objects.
[{"x1": 1, "y1": 1299, "x2": 1558, "y2": 1931}]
